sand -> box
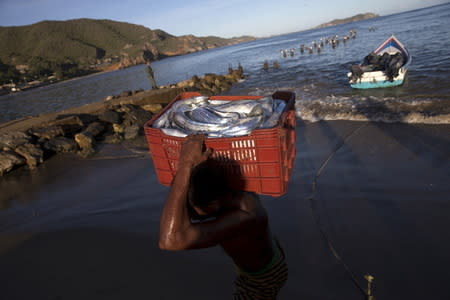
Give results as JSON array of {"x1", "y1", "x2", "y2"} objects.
[{"x1": 1, "y1": 120, "x2": 449, "y2": 300}]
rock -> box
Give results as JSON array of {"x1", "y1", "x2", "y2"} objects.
[
  {"x1": 122, "y1": 105, "x2": 153, "y2": 127},
  {"x1": 74, "y1": 122, "x2": 105, "y2": 156},
  {"x1": 0, "y1": 151, "x2": 26, "y2": 175},
  {"x1": 102, "y1": 133, "x2": 124, "y2": 144},
  {"x1": 98, "y1": 109, "x2": 121, "y2": 124},
  {"x1": 47, "y1": 116, "x2": 85, "y2": 136},
  {"x1": 120, "y1": 90, "x2": 132, "y2": 97},
  {"x1": 217, "y1": 80, "x2": 231, "y2": 92},
  {"x1": 84, "y1": 122, "x2": 105, "y2": 137},
  {"x1": 203, "y1": 73, "x2": 217, "y2": 84},
  {"x1": 0, "y1": 131, "x2": 31, "y2": 150},
  {"x1": 74, "y1": 133, "x2": 95, "y2": 156},
  {"x1": 141, "y1": 104, "x2": 163, "y2": 113},
  {"x1": 14, "y1": 143, "x2": 44, "y2": 169},
  {"x1": 56, "y1": 114, "x2": 98, "y2": 126},
  {"x1": 29, "y1": 126, "x2": 65, "y2": 140},
  {"x1": 44, "y1": 137, "x2": 78, "y2": 153},
  {"x1": 176, "y1": 79, "x2": 193, "y2": 88},
  {"x1": 113, "y1": 123, "x2": 126, "y2": 134},
  {"x1": 124, "y1": 125, "x2": 140, "y2": 140},
  {"x1": 201, "y1": 82, "x2": 212, "y2": 90},
  {"x1": 210, "y1": 86, "x2": 221, "y2": 95},
  {"x1": 104, "y1": 95, "x2": 114, "y2": 101}
]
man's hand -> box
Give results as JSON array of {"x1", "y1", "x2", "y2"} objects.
[{"x1": 179, "y1": 134, "x2": 212, "y2": 168}]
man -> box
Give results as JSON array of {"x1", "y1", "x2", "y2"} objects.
[
  {"x1": 144, "y1": 58, "x2": 158, "y2": 89},
  {"x1": 159, "y1": 135, "x2": 288, "y2": 299}
]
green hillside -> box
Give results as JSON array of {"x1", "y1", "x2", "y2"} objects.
[
  {"x1": 315, "y1": 13, "x2": 380, "y2": 29},
  {"x1": 0, "y1": 19, "x2": 254, "y2": 84}
]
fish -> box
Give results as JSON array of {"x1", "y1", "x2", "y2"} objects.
[
  {"x1": 152, "y1": 96, "x2": 285, "y2": 138},
  {"x1": 211, "y1": 97, "x2": 273, "y2": 118},
  {"x1": 260, "y1": 100, "x2": 286, "y2": 128},
  {"x1": 187, "y1": 107, "x2": 239, "y2": 124},
  {"x1": 219, "y1": 114, "x2": 264, "y2": 137},
  {"x1": 160, "y1": 128, "x2": 188, "y2": 137}
]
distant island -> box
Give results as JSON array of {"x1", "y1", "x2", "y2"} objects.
[
  {"x1": 0, "y1": 18, "x2": 255, "y2": 92},
  {"x1": 315, "y1": 12, "x2": 380, "y2": 29}
]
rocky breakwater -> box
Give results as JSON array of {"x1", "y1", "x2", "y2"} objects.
[
  {"x1": 0, "y1": 68, "x2": 245, "y2": 177},
  {"x1": 162, "y1": 67, "x2": 245, "y2": 95}
]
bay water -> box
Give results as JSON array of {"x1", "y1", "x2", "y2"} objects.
[{"x1": 1, "y1": 3, "x2": 449, "y2": 124}]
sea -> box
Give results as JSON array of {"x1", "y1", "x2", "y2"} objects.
[{"x1": 1, "y1": 3, "x2": 449, "y2": 124}]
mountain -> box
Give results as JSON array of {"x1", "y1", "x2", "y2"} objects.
[
  {"x1": 0, "y1": 18, "x2": 255, "y2": 72},
  {"x1": 315, "y1": 13, "x2": 380, "y2": 29}
]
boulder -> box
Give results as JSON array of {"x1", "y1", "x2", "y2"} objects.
[
  {"x1": 120, "y1": 90, "x2": 132, "y2": 97},
  {"x1": 0, "y1": 131, "x2": 31, "y2": 150},
  {"x1": 44, "y1": 137, "x2": 78, "y2": 153},
  {"x1": 113, "y1": 123, "x2": 126, "y2": 134},
  {"x1": 201, "y1": 82, "x2": 212, "y2": 90},
  {"x1": 74, "y1": 122, "x2": 105, "y2": 157},
  {"x1": 124, "y1": 125, "x2": 140, "y2": 140},
  {"x1": 84, "y1": 122, "x2": 105, "y2": 137},
  {"x1": 141, "y1": 104, "x2": 163, "y2": 114},
  {"x1": 0, "y1": 151, "x2": 26, "y2": 175},
  {"x1": 176, "y1": 79, "x2": 193, "y2": 88},
  {"x1": 102, "y1": 133, "x2": 124, "y2": 144},
  {"x1": 56, "y1": 114, "x2": 98, "y2": 127},
  {"x1": 14, "y1": 143, "x2": 44, "y2": 169},
  {"x1": 203, "y1": 73, "x2": 217, "y2": 84},
  {"x1": 74, "y1": 133, "x2": 95, "y2": 157},
  {"x1": 46, "y1": 116, "x2": 85, "y2": 136},
  {"x1": 29, "y1": 126, "x2": 65, "y2": 140},
  {"x1": 122, "y1": 105, "x2": 153, "y2": 127},
  {"x1": 98, "y1": 109, "x2": 121, "y2": 124},
  {"x1": 103, "y1": 95, "x2": 115, "y2": 101}
]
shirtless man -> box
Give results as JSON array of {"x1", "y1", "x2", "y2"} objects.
[{"x1": 159, "y1": 135, "x2": 288, "y2": 299}]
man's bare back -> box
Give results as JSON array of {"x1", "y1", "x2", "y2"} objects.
[
  {"x1": 219, "y1": 192, "x2": 275, "y2": 272},
  {"x1": 159, "y1": 135, "x2": 287, "y2": 298}
]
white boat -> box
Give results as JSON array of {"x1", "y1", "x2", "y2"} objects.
[{"x1": 348, "y1": 35, "x2": 411, "y2": 89}]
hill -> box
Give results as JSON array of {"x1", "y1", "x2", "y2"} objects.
[
  {"x1": 315, "y1": 13, "x2": 379, "y2": 29},
  {"x1": 0, "y1": 19, "x2": 255, "y2": 84}
]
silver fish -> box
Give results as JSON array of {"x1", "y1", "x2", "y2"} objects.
[
  {"x1": 260, "y1": 100, "x2": 286, "y2": 128},
  {"x1": 187, "y1": 107, "x2": 239, "y2": 124},
  {"x1": 152, "y1": 110, "x2": 170, "y2": 128},
  {"x1": 219, "y1": 114, "x2": 264, "y2": 137},
  {"x1": 152, "y1": 96, "x2": 283, "y2": 138},
  {"x1": 172, "y1": 104, "x2": 231, "y2": 133},
  {"x1": 161, "y1": 128, "x2": 188, "y2": 137}
]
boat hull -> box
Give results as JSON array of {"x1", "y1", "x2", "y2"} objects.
[
  {"x1": 348, "y1": 36, "x2": 411, "y2": 89},
  {"x1": 348, "y1": 68, "x2": 408, "y2": 89}
]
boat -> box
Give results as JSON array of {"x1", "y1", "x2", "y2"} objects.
[{"x1": 347, "y1": 35, "x2": 411, "y2": 89}]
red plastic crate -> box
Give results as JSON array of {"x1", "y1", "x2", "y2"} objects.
[{"x1": 143, "y1": 91, "x2": 296, "y2": 196}]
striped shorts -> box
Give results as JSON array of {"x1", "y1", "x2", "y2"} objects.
[{"x1": 233, "y1": 239, "x2": 288, "y2": 300}]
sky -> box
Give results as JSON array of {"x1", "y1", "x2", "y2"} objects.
[{"x1": 0, "y1": 0, "x2": 448, "y2": 38}]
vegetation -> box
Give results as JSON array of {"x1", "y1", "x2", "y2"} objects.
[
  {"x1": 315, "y1": 13, "x2": 380, "y2": 29},
  {"x1": 0, "y1": 19, "x2": 255, "y2": 86}
]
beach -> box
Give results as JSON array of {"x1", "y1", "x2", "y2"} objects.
[{"x1": 1, "y1": 119, "x2": 449, "y2": 300}]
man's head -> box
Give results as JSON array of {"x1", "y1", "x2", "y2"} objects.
[{"x1": 187, "y1": 160, "x2": 230, "y2": 220}]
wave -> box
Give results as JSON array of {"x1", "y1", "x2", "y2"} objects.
[
  {"x1": 295, "y1": 95, "x2": 450, "y2": 124},
  {"x1": 242, "y1": 86, "x2": 450, "y2": 124}
]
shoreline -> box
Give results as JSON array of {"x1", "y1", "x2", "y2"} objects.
[
  {"x1": 1, "y1": 119, "x2": 449, "y2": 299},
  {"x1": 0, "y1": 69, "x2": 246, "y2": 177},
  {"x1": 0, "y1": 66, "x2": 129, "y2": 98}
]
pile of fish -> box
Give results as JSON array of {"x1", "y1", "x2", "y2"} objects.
[{"x1": 152, "y1": 96, "x2": 287, "y2": 137}]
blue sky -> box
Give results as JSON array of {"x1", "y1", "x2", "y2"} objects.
[{"x1": 0, "y1": 0, "x2": 448, "y2": 37}]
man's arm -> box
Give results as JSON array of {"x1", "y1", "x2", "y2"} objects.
[{"x1": 158, "y1": 135, "x2": 265, "y2": 251}]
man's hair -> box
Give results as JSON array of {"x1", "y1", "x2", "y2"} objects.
[{"x1": 187, "y1": 160, "x2": 229, "y2": 208}]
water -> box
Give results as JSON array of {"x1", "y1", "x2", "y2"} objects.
[{"x1": 1, "y1": 3, "x2": 449, "y2": 124}]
